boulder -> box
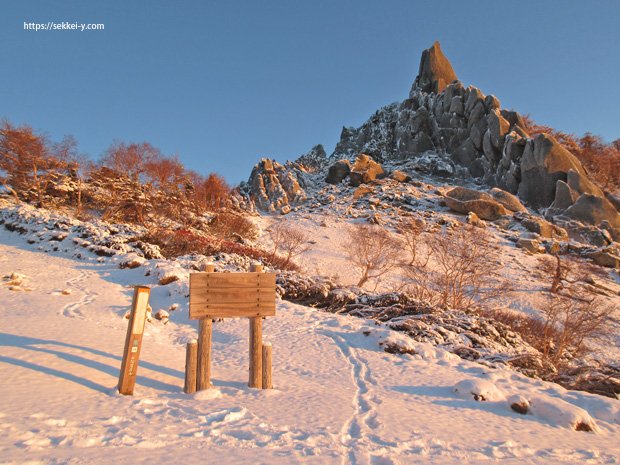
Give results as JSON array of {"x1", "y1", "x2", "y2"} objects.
[
  {"x1": 549, "y1": 180, "x2": 578, "y2": 211},
  {"x1": 482, "y1": 130, "x2": 500, "y2": 164},
  {"x1": 517, "y1": 237, "x2": 543, "y2": 254},
  {"x1": 452, "y1": 138, "x2": 479, "y2": 166},
  {"x1": 444, "y1": 187, "x2": 509, "y2": 220},
  {"x1": 449, "y1": 96, "x2": 465, "y2": 116},
  {"x1": 325, "y1": 159, "x2": 351, "y2": 184},
  {"x1": 519, "y1": 215, "x2": 569, "y2": 241},
  {"x1": 518, "y1": 133, "x2": 586, "y2": 209},
  {"x1": 412, "y1": 41, "x2": 458, "y2": 94},
  {"x1": 484, "y1": 95, "x2": 501, "y2": 112},
  {"x1": 583, "y1": 248, "x2": 620, "y2": 268},
  {"x1": 391, "y1": 170, "x2": 411, "y2": 183},
  {"x1": 487, "y1": 109, "x2": 511, "y2": 150},
  {"x1": 489, "y1": 188, "x2": 527, "y2": 212},
  {"x1": 564, "y1": 194, "x2": 620, "y2": 228},
  {"x1": 410, "y1": 132, "x2": 435, "y2": 154},
  {"x1": 566, "y1": 169, "x2": 604, "y2": 198},
  {"x1": 465, "y1": 87, "x2": 485, "y2": 116},
  {"x1": 605, "y1": 191, "x2": 620, "y2": 212},
  {"x1": 470, "y1": 122, "x2": 485, "y2": 150},
  {"x1": 467, "y1": 211, "x2": 482, "y2": 226},
  {"x1": 349, "y1": 154, "x2": 384, "y2": 187},
  {"x1": 353, "y1": 186, "x2": 373, "y2": 199}
]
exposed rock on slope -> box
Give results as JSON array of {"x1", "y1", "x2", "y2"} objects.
[{"x1": 246, "y1": 159, "x2": 308, "y2": 212}]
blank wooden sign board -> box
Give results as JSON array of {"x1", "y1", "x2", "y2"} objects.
[
  {"x1": 118, "y1": 286, "x2": 150, "y2": 396},
  {"x1": 187, "y1": 264, "x2": 276, "y2": 391}
]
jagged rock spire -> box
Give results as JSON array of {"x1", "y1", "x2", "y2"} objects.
[{"x1": 413, "y1": 41, "x2": 458, "y2": 94}]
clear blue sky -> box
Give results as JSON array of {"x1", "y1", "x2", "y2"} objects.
[{"x1": 2, "y1": 1, "x2": 619, "y2": 183}]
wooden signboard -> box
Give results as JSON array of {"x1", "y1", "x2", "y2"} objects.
[
  {"x1": 185, "y1": 266, "x2": 276, "y2": 392},
  {"x1": 118, "y1": 286, "x2": 150, "y2": 395},
  {"x1": 189, "y1": 272, "x2": 276, "y2": 319}
]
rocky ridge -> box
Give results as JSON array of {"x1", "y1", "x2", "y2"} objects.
[{"x1": 245, "y1": 42, "x2": 620, "y2": 253}]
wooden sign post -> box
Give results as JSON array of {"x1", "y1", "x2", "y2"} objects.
[
  {"x1": 118, "y1": 286, "x2": 150, "y2": 395},
  {"x1": 187, "y1": 264, "x2": 276, "y2": 392}
]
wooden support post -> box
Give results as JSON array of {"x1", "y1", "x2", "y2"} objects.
[
  {"x1": 262, "y1": 342, "x2": 272, "y2": 389},
  {"x1": 249, "y1": 263, "x2": 263, "y2": 388},
  {"x1": 197, "y1": 263, "x2": 214, "y2": 391},
  {"x1": 118, "y1": 286, "x2": 150, "y2": 396},
  {"x1": 197, "y1": 319, "x2": 212, "y2": 390},
  {"x1": 184, "y1": 340, "x2": 198, "y2": 394}
]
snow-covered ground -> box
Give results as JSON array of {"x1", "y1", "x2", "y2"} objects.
[{"x1": 1, "y1": 226, "x2": 620, "y2": 464}]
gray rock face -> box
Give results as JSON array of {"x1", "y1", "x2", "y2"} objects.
[
  {"x1": 487, "y1": 109, "x2": 511, "y2": 150},
  {"x1": 247, "y1": 158, "x2": 308, "y2": 212},
  {"x1": 412, "y1": 41, "x2": 458, "y2": 94},
  {"x1": 326, "y1": 159, "x2": 352, "y2": 184},
  {"x1": 518, "y1": 134, "x2": 586, "y2": 209},
  {"x1": 296, "y1": 144, "x2": 327, "y2": 171}
]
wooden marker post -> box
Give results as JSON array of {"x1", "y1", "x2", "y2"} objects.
[
  {"x1": 262, "y1": 342, "x2": 273, "y2": 389},
  {"x1": 249, "y1": 264, "x2": 263, "y2": 388},
  {"x1": 118, "y1": 286, "x2": 150, "y2": 395},
  {"x1": 197, "y1": 264, "x2": 215, "y2": 391},
  {"x1": 184, "y1": 340, "x2": 198, "y2": 394}
]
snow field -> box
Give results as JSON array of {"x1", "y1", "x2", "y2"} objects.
[{"x1": 1, "y1": 229, "x2": 619, "y2": 464}]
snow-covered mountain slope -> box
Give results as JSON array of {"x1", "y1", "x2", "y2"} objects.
[{"x1": 2, "y1": 220, "x2": 620, "y2": 464}]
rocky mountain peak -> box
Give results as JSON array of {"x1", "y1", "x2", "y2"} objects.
[
  {"x1": 412, "y1": 41, "x2": 458, "y2": 94},
  {"x1": 243, "y1": 43, "x2": 620, "y2": 246}
]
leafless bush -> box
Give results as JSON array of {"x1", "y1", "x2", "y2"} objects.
[
  {"x1": 538, "y1": 255, "x2": 573, "y2": 294},
  {"x1": 343, "y1": 223, "x2": 401, "y2": 288},
  {"x1": 209, "y1": 211, "x2": 257, "y2": 240},
  {"x1": 540, "y1": 297, "x2": 612, "y2": 365},
  {"x1": 483, "y1": 296, "x2": 612, "y2": 368},
  {"x1": 269, "y1": 221, "x2": 311, "y2": 268},
  {"x1": 396, "y1": 218, "x2": 424, "y2": 265},
  {"x1": 403, "y1": 224, "x2": 505, "y2": 310}
]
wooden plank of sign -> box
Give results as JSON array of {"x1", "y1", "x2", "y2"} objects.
[
  {"x1": 118, "y1": 286, "x2": 150, "y2": 396},
  {"x1": 190, "y1": 272, "x2": 276, "y2": 289},
  {"x1": 190, "y1": 303, "x2": 275, "y2": 319},
  {"x1": 191, "y1": 288, "x2": 276, "y2": 304}
]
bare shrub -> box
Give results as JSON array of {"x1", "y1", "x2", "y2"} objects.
[
  {"x1": 540, "y1": 297, "x2": 612, "y2": 365},
  {"x1": 138, "y1": 227, "x2": 298, "y2": 270},
  {"x1": 343, "y1": 223, "x2": 401, "y2": 288},
  {"x1": 538, "y1": 254, "x2": 572, "y2": 294},
  {"x1": 404, "y1": 224, "x2": 504, "y2": 310},
  {"x1": 268, "y1": 221, "x2": 310, "y2": 268},
  {"x1": 396, "y1": 218, "x2": 424, "y2": 265},
  {"x1": 209, "y1": 211, "x2": 257, "y2": 240},
  {"x1": 483, "y1": 297, "x2": 612, "y2": 367}
]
